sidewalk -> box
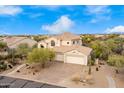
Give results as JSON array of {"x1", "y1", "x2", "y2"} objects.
[{"x1": 7, "y1": 64, "x2": 26, "y2": 75}]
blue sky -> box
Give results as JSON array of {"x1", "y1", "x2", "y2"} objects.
[{"x1": 0, "y1": 5, "x2": 124, "y2": 35}]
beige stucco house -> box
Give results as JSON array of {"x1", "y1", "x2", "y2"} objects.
[
  {"x1": 2, "y1": 36, "x2": 37, "y2": 49},
  {"x1": 38, "y1": 32, "x2": 92, "y2": 65}
]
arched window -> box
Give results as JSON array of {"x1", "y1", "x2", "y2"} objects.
[
  {"x1": 40, "y1": 44, "x2": 44, "y2": 48},
  {"x1": 51, "y1": 40, "x2": 55, "y2": 46}
]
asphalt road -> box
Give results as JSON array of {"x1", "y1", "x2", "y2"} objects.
[{"x1": 0, "y1": 75, "x2": 65, "y2": 88}]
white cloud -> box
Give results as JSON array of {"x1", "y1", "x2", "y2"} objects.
[
  {"x1": 90, "y1": 15, "x2": 111, "y2": 23},
  {"x1": 0, "y1": 6, "x2": 23, "y2": 16},
  {"x1": 105, "y1": 25, "x2": 124, "y2": 33},
  {"x1": 42, "y1": 15, "x2": 75, "y2": 34},
  {"x1": 0, "y1": 30, "x2": 11, "y2": 35},
  {"x1": 31, "y1": 5, "x2": 61, "y2": 11},
  {"x1": 86, "y1": 5, "x2": 110, "y2": 15},
  {"x1": 31, "y1": 5, "x2": 74, "y2": 11},
  {"x1": 85, "y1": 5, "x2": 111, "y2": 23},
  {"x1": 41, "y1": 5, "x2": 61, "y2": 10}
]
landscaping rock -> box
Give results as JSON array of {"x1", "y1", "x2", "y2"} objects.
[
  {"x1": 17, "y1": 70, "x2": 20, "y2": 73},
  {"x1": 96, "y1": 67, "x2": 99, "y2": 71}
]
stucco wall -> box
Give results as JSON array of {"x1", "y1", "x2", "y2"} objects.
[
  {"x1": 38, "y1": 37, "x2": 60, "y2": 48},
  {"x1": 38, "y1": 37, "x2": 82, "y2": 48},
  {"x1": 55, "y1": 53, "x2": 64, "y2": 62},
  {"x1": 61, "y1": 40, "x2": 72, "y2": 46}
]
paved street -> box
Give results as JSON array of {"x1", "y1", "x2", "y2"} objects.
[
  {"x1": 0, "y1": 75, "x2": 65, "y2": 88},
  {"x1": 106, "y1": 76, "x2": 116, "y2": 88}
]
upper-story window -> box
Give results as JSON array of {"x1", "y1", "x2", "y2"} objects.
[
  {"x1": 67, "y1": 42, "x2": 69, "y2": 44},
  {"x1": 51, "y1": 40, "x2": 55, "y2": 46},
  {"x1": 73, "y1": 41, "x2": 75, "y2": 44},
  {"x1": 72, "y1": 40, "x2": 79, "y2": 45},
  {"x1": 77, "y1": 40, "x2": 79, "y2": 44}
]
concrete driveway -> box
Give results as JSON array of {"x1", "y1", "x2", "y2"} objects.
[
  {"x1": 6, "y1": 62, "x2": 84, "y2": 87},
  {"x1": 36, "y1": 62, "x2": 84, "y2": 84},
  {"x1": 3, "y1": 62, "x2": 111, "y2": 88}
]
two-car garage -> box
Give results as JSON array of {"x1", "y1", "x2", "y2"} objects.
[
  {"x1": 53, "y1": 46, "x2": 92, "y2": 65},
  {"x1": 55, "y1": 50, "x2": 87, "y2": 65},
  {"x1": 65, "y1": 55, "x2": 85, "y2": 65}
]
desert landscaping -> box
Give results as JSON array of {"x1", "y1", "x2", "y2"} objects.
[{"x1": 1, "y1": 33, "x2": 124, "y2": 88}]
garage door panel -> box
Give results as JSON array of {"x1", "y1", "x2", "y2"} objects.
[{"x1": 66, "y1": 55, "x2": 85, "y2": 65}]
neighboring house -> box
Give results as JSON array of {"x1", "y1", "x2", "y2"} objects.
[
  {"x1": 2, "y1": 36, "x2": 37, "y2": 49},
  {"x1": 38, "y1": 32, "x2": 92, "y2": 65},
  {"x1": 94, "y1": 34, "x2": 105, "y2": 38},
  {"x1": 119, "y1": 35, "x2": 124, "y2": 38},
  {"x1": 0, "y1": 37, "x2": 4, "y2": 42}
]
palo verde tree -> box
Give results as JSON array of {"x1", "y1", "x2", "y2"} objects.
[{"x1": 27, "y1": 48, "x2": 55, "y2": 68}]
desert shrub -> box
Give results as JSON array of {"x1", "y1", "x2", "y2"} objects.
[
  {"x1": 107, "y1": 55, "x2": 124, "y2": 66},
  {"x1": 32, "y1": 44, "x2": 37, "y2": 49},
  {"x1": 27, "y1": 48, "x2": 55, "y2": 68},
  {"x1": 0, "y1": 62, "x2": 7, "y2": 70},
  {"x1": 107, "y1": 55, "x2": 124, "y2": 73},
  {"x1": 16, "y1": 43, "x2": 31, "y2": 59},
  {"x1": 72, "y1": 76, "x2": 81, "y2": 84},
  {"x1": 88, "y1": 59, "x2": 95, "y2": 66},
  {"x1": 0, "y1": 42, "x2": 7, "y2": 51}
]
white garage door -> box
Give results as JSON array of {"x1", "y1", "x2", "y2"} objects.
[{"x1": 66, "y1": 55, "x2": 85, "y2": 65}]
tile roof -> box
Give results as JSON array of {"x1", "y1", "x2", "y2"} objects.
[
  {"x1": 53, "y1": 32, "x2": 80, "y2": 40},
  {"x1": 3, "y1": 37, "x2": 26, "y2": 46},
  {"x1": 53, "y1": 45, "x2": 92, "y2": 56},
  {"x1": 119, "y1": 35, "x2": 124, "y2": 38},
  {"x1": 3, "y1": 37, "x2": 37, "y2": 48}
]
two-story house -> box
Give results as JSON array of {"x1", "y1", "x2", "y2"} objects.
[{"x1": 38, "y1": 32, "x2": 92, "y2": 65}]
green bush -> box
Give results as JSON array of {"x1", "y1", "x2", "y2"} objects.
[
  {"x1": 107, "y1": 55, "x2": 124, "y2": 68},
  {"x1": 17, "y1": 43, "x2": 31, "y2": 58},
  {"x1": 27, "y1": 48, "x2": 55, "y2": 68},
  {"x1": 88, "y1": 59, "x2": 95, "y2": 66},
  {"x1": 0, "y1": 42, "x2": 7, "y2": 51},
  {"x1": 0, "y1": 63, "x2": 7, "y2": 70}
]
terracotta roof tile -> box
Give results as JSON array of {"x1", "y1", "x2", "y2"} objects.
[
  {"x1": 53, "y1": 45, "x2": 92, "y2": 56},
  {"x1": 53, "y1": 32, "x2": 80, "y2": 40}
]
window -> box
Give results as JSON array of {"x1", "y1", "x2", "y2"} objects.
[
  {"x1": 67, "y1": 42, "x2": 69, "y2": 44},
  {"x1": 40, "y1": 45, "x2": 44, "y2": 48},
  {"x1": 51, "y1": 40, "x2": 55, "y2": 46},
  {"x1": 77, "y1": 41, "x2": 79, "y2": 44},
  {"x1": 73, "y1": 41, "x2": 75, "y2": 44}
]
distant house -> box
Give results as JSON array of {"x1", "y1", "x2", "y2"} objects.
[
  {"x1": 119, "y1": 35, "x2": 124, "y2": 38},
  {"x1": 94, "y1": 34, "x2": 105, "y2": 38},
  {"x1": 0, "y1": 37, "x2": 4, "y2": 42},
  {"x1": 2, "y1": 36, "x2": 37, "y2": 49},
  {"x1": 38, "y1": 32, "x2": 92, "y2": 65}
]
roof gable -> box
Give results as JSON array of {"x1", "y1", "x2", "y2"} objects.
[
  {"x1": 65, "y1": 49, "x2": 85, "y2": 56},
  {"x1": 53, "y1": 45, "x2": 92, "y2": 56},
  {"x1": 53, "y1": 32, "x2": 80, "y2": 40}
]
